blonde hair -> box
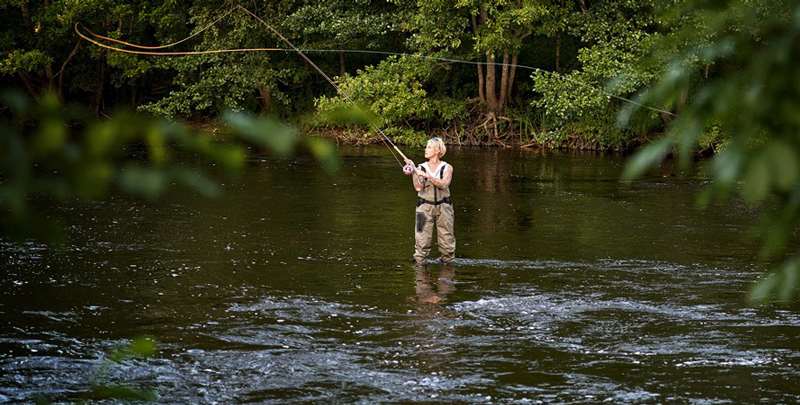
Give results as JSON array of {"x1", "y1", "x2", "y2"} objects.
[{"x1": 427, "y1": 138, "x2": 446, "y2": 158}]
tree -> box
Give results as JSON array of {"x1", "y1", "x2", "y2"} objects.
[
  {"x1": 0, "y1": 0, "x2": 199, "y2": 113},
  {"x1": 621, "y1": 0, "x2": 800, "y2": 301},
  {"x1": 397, "y1": 0, "x2": 563, "y2": 117},
  {"x1": 137, "y1": 0, "x2": 406, "y2": 119},
  {"x1": 531, "y1": 0, "x2": 663, "y2": 150},
  {"x1": 282, "y1": 0, "x2": 403, "y2": 77},
  {"x1": 1, "y1": 0, "x2": 89, "y2": 99},
  {"x1": 138, "y1": 1, "x2": 298, "y2": 117},
  {"x1": 313, "y1": 55, "x2": 457, "y2": 146}
]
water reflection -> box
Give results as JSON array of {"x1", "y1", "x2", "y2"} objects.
[{"x1": 412, "y1": 264, "x2": 456, "y2": 305}]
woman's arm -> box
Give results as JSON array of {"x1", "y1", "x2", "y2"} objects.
[
  {"x1": 413, "y1": 171, "x2": 424, "y2": 191},
  {"x1": 428, "y1": 165, "x2": 453, "y2": 190}
]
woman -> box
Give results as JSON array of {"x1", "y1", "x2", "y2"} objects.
[{"x1": 404, "y1": 138, "x2": 455, "y2": 264}]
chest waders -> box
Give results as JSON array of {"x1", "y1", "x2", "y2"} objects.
[{"x1": 414, "y1": 162, "x2": 456, "y2": 264}]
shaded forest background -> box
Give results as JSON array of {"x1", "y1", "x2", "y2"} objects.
[{"x1": 2, "y1": 0, "x2": 699, "y2": 150}]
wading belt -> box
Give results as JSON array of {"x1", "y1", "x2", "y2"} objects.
[{"x1": 417, "y1": 197, "x2": 452, "y2": 207}]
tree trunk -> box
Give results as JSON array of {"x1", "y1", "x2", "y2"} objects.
[
  {"x1": 258, "y1": 85, "x2": 272, "y2": 113},
  {"x1": 678, "y1": 87, "x2": 688, "y2": 111},
  {"x1": 56, "y1": 41, "x2": 81, "y2": 98},
  {"x1": 93, "y1": 56, "x2": 107, "y2": 115},
  {"x1": 578, "y1": 0, "x2": 587, "y2": 12},
  {"x1": 45, "y1": 65, "x2": 55, "y2": 93},
  {"x1": 507, "y1": 54, "x2": 518, "y2": 104},
  {"x1": 17, "y1": 71, "x2": 38, "y2": 98},
  {"x1": 498, "y1": 51, "x2": 510, "y2": 111},
  {"x1": 20, "y1": 1, "x2": 31, "y2": 27},
  {"x1": 556, "y1": 34, "x2": 561, "y2": 72},
  {"x1": 480, "y1": 5, "x2": 499, "y2": 113},
  {"x1": 485, "y1": 52, "x2": 498, "y2": 113},
  {"x1": 477, "y1": 56, "x2": 486, "y2": 103},
  {"x1": 339, "y1": 53, "x2": 345, "y2": 77},
  {"x1": 471, "y1": 14, "x2": 485, "y2": 103}
]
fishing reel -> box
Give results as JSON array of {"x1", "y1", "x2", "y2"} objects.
[{"x1": 402, "y1": 163, "x2": 415, "y2": 175}]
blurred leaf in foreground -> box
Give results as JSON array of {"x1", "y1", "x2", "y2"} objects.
[
  {"x1": 619, "y1": 0, "x2": 800, "y2": 301},
  {"x1": 0, "y1": 90, "x2": 339, "y2": 243},
  {"x1": 33, "y1": 336, "x2": 159, "y2": 404}
]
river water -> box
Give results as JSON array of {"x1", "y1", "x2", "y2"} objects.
[{"x1": 1, "y1": 146, "x2": 798, "y2": 404}]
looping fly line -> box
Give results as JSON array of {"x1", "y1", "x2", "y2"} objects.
[
  {"x1": 78, "y1": 5, "x2": 410, "y2": 167},
  {"x1": 76, "y1": 4, "x2": 676, "y2": 152}
]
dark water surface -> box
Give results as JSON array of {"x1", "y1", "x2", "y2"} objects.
[{"x1": 2, "y1": 146, "x2": 799, "y2": 404}]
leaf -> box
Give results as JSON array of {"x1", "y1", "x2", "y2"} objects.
[
  {"x1": 117, "y1": 166, "x2": 168, "y2": 199},
  {"x1": 107, "y1": 336, "x2": 158, "y2": 363},
  {"x1": 766, "y1": 141, "x2": 799, "y2": 191},
  {"x1": 73, "y1": 161, "x2": 113, "y2": 200},
  {"x1": 167, "y1": 167, "x2": 221, "y2": 198},
  {"x1": 303, "y1": 137, "x2": 340, "y2": 173},
  {"x1": 85, "y1": 385, "x2": 159, "y2": 401},
  {"x1": 749, "y1": 259, "x2": 800, "y2": 303},
  {"x1": 741, "y1": 155, "x2": 770, "y2": 204},
  {"x1": 146, "y1": 126, "x2": 168, "y2": 165},
  {"x1": 222, "y1": 111, "x2": 296, "y2": 156},
  {"x1": 622, "y1": 136, "x2": 673, "y2": 180},
  {"x1": 33, "y1": 120, "x2": 67, "y2": 157},
  {"x1": 749, "y1": 272, "x2": 778, "y2": 303},
  {"x1": 0, "y1": 89, "x2": 31, "y2": 118}
]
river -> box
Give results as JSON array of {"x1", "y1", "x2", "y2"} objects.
[{"x1": 1, "y1": 146, "x2": 798, "y2": 404}]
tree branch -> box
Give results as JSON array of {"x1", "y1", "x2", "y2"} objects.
[{"x1": 17, "y1": 70, "x2": 39, "y2": 98}]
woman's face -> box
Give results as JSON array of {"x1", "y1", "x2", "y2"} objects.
[{"x1": 424, "y1": 143, "x2": 438, "y2": 159}]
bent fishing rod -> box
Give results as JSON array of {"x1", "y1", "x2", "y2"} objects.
[
  {"x1": 234, "y1": 6, "x2": 415, "y2": 173},
  {"x1": 76, "y1": 5, "x2": 416, "y2": 174}
]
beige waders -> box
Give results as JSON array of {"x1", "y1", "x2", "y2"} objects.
[
  {"x1": 413, "y1": 161, "x2": 455, "y2": 264},
  {"x1": 414, "y1": 202, "x2": 455, "y2": 263}
]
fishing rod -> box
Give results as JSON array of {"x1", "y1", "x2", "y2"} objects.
[{"x1": 234, "y1": 6, "x2": 414, "y2": 173}]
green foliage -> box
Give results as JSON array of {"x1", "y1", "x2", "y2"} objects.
[
  {"x1": 472, "y1": 1, "x2": 553, "y2": 55},
  {"x1": 385, "y1": 126, "x2": 429, "y2": 146},
  {"x1": 429, "y1": 96, "x2": 469, "y2": 125},
  {"x1": 394, "y1": 0, "x2": 570, "y2": 116},
  {"x1": 0, "y1": 0, "x2": 165, "y2": 102},
  {"x1": 0, "y1": 49, "x2": 52, "y2": 74},
  {"x1": 284, "y1": 0, "x2": 401, "y2": 48},
  {"x1": 316, "y1": 56, "x2": 433, "y2": 122},
  {"x1": 137, "y1": 6, "x2": 288, "y2": 117},
  {"x1": 139, "y1": 54, "x2": 268, "y2": 116},
  {"x1": 392, "y1": 0, "x2": 470, "y2": 52},
  {"x1": 532, "y1": 0, "x2": 663, "y2": 148},
  {"x1": 313, "y1": 54, "x2": 470, "y2": 144},
  {"x1": 620, "y1": 0, "x2": 800, "y2": 301},
  {"x1": 137, "y1": 0, "x2": 405, "y2": 119}
]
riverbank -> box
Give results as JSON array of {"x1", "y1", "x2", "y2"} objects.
[
  {"x1": 306, "y1": 125, "x2": 658, "y2": 153},
  {"x1": 189, "y1": 115, "x2": 701, "y2": 155}
]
